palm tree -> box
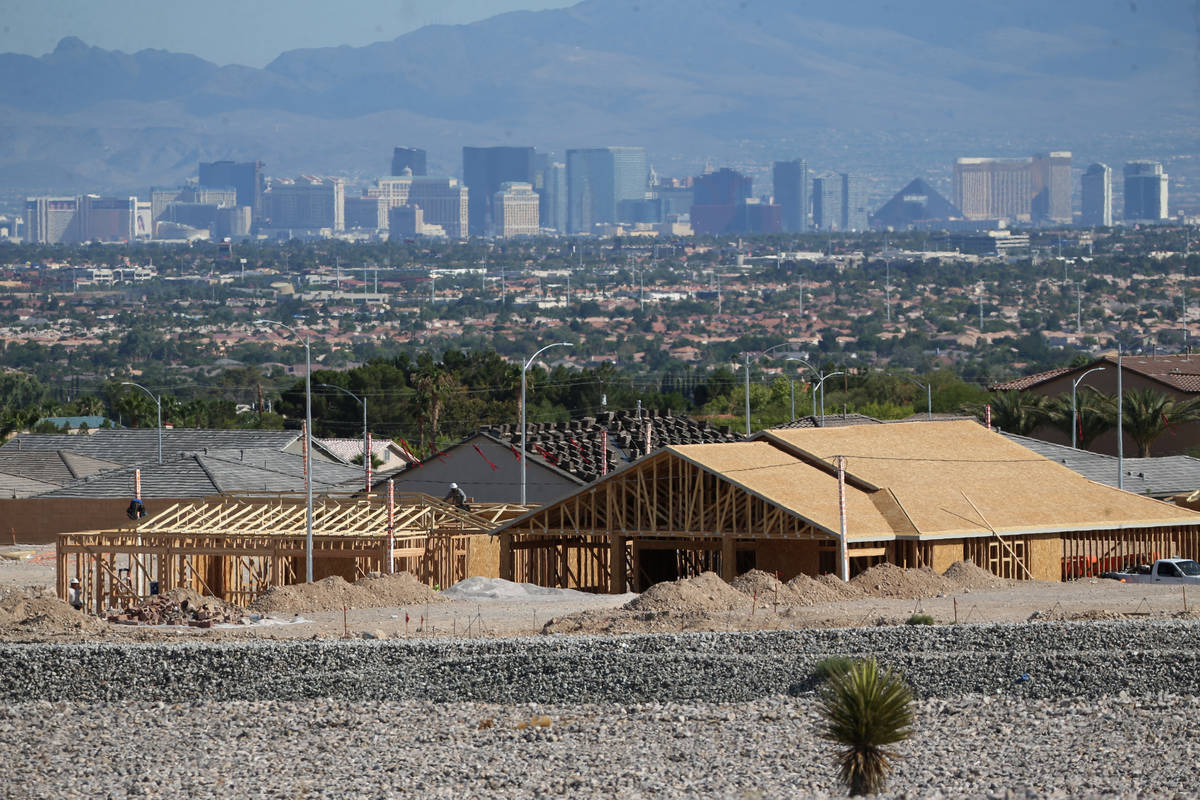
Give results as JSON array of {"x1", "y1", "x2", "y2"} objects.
[
  {"x1": 410, "y1": 363, "x2": 456, "y2": 451},
  {"x1": 1121, "y1": 388, "x2": 1200, "y2": 457},
  {"x1": 818, "y1": 658, "x2": 914, "y2": 797},
  {"x1": 968, "y1": 390, "x2": 1050, "y2": 435},
  {"x1": 1046, "y1": 389, "x2": 1116, "y2": 450}
]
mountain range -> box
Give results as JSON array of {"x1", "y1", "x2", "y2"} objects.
[{"x1": 0, "y1": 0, "x2": 1194, "y2": 196}]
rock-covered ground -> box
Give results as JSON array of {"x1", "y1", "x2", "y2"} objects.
[
  {"x1": 2, "y1": 694, "x2": 1196, "y2": 799},
  {"x1": 1, "y1": 620, "x2": 1199, "y2": 798}
]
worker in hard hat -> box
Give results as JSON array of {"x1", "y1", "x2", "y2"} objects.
[
  {"x1": 68, "y1": 578, "x2": 83, "y2": 611},
  {"x1": 443, "y1": 482, "x2": 468, "y2": 509}
]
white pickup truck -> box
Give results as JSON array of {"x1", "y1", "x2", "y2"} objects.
[{"x1": 1107, "y1": 558, "x2": 1200, "y2": 585}]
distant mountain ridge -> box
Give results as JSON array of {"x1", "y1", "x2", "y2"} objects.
[{"x1": 0, "y1": 0, "x2": 1193, "y2": 193}]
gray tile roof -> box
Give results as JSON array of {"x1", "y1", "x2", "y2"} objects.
[
  {"x1": 1, "y1": 429, "x2": 300, "y2": 466},
  {"x1": 0, "y1": 471, "x2": 60, "y2": 498},
  {"x1": 36, "y1": 448, "x2": 365, "y2": 499},
  {"x1": 0, "y1": 450, "x2": 123, "y2": 485},
  {"x1": 1002, "y1": 433, "x2": 1200, "y2": 497}
]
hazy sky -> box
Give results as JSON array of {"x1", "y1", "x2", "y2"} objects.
[{"x1": 0, "y1": 0, "x2": 576, "y2": 67}]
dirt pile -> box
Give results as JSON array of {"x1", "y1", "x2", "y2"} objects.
[
  {"x1": 943, "y1": 560, "x2": 1009, "y2": 590},
  {"x1": 731, "y1": 570, "x2": 802, "y2": 606},
  {"x1": 0, "y1": 587, "x2": 107, "y2": 636},
  {"x1": 789, "y1": 573, "x2": 862, "y2": 604},
  {"x1": 624, "y1": 572, "x2": 750, "y2": 614},
  {"x1": 250, "y1": 572, "x2": 444, "y2": 614},
  {"x1": 850, "y1": 563, "x2": 957, "y2": 599}
]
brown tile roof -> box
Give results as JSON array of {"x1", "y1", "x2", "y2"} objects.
[{"x1": 992, "y1": 354, "x2": 1200, "y2": 394}]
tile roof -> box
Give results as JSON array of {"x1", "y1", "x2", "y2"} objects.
[
  {"x1": 0, "y1": 450, "x2": 123, "y2": 485},
  {"x1": 0, "y1": 471, "x2": 60, "y2": 498},
  {"x1": 1002, "y1": 433, "x2": 1200, "y2": 497},
  {"x1": 1, "y1": 429, "x2": 300, "y2": 466},
  {"x1": 993, "y1": 355, "x2": 1200, "y2": 394},
  {"x1": 483, "y1": 409, "x2": 742, "y2": 483},
  {"x1": 990, "y1": 366, "x2": 1075, "y2": 391},
  {"x1": 36, "y1": 448, "x2": 364, "y2": 499},
  {"x1": 316, "y1": 437, "x2": 418, "y2": 466}
]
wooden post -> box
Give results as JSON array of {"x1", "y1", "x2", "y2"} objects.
[
  {"x1": 610, "y1": 535, "x2": 627, "y2": 594},
  {"x1": 721, "y1": 535, "x2": 736, "y2": 582},
  {"x1": 499, "y1": 534, "x2": 514, "y2": 581}
]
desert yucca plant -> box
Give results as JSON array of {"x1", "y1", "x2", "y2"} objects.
[{"x1": 818, "y1": 658, "x2": 914, "y2": 796}]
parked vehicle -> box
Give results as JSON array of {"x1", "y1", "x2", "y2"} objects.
[
  {"x1": 1102, "y1": 558, "x2": 1200, "y2": 584},
  {"x1": 1063, "y1": 552, "x2": 1160, "y2": 580}
]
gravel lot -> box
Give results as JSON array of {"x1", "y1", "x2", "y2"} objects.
[
  {"x1": 2, "y1": 622, "x2": 1198, "y2": 798},
  {"x1": 2, "y1": 693, "x2": 1197, "y2": 799}
]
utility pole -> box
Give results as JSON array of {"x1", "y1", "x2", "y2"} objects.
[
  {"x1": 885, "y1": 260, "x2": 891, "y2": 323},
  {"x1": 1077, "y1": 282, "x2": 1082, "y2": 334},
  {"x1": 743, "y1": 352, "x2": 751, "y2": 436},
  {"x1": 1117, "y1": 347, "x2": 1124, "y2": 490}
]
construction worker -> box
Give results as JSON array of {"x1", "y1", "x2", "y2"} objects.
[
  {"x1": 444, "y1": 482, "x2": 468, "y2": 510},
  {"x1": 126, "y1": 498, "x2": 146, "y2": 520},
  {"x1": 68, "y1": 578, "x2": 82, "y2": 611}
]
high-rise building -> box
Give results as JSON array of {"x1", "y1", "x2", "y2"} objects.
[
  {"x1": 492, "y1": 182, "x2": 540, "y2": 237},
  {"x1": 1123, "y1": 161, "x2": 1169, "y2": 221},
  {"x1": 841, "y1": 173, "x2": 869, "y2": 231},
  {"x1": 366, "y1": 175, "x2": 414, "y2": 208},
  {"x1": 565, "y1": 146, "x2": 647, "y2": 233},
  {"x1": 462, "y1": 146, "x2": 535, "y2": 236},
  {"x1": 1032, "y1": 152, "x2": 1072, "y2": 224},
  {"x1": 689, "y1": 167, "x2": 753, "y2": 235},
  {"x1": 773, "y1": 159, "x2": 809, "y2": 233},
  {"x1": 389, "y1": 204, "x2": 424, "y2": 239},
  {"x1": 344, "y1": 196, "x2": 389, "y2": 230},
  {"x1": 26, "y1": 195, "x2": 150, "y2": 243},
  {"x1": 198, "y1": 160, "x2": 264, "y2": 218},
  {"x1": 264, "y1": 177, "x2": 344, "y2": 231},
  {"x1": 25, "y1": 197, "x2": 80, "y2": 244},
  {"x1": 535, "y1": 159, "x2": 566, "y2": 233},
  {"x1": 407, "y1": 177, "x2": 469, "y2": 238},
  {"x1": 391, "y1": 147, "x2": 427, "y2": 177},
  {"x1": 1081, "y1": 163, "x2": 1113, "y2": 227},
  {"x1": 812, "y1": 176, "x2": 842, "y2": 231},
  {"x1": 953, "y1": 158, "x2": 1033, "y2": 221}
]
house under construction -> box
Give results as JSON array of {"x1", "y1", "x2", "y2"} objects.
[
  {"x1": 494, "y1": 420, "x2": 1200, "y2": 592},
  {"x1": 58, "y1": 493, "x2": 528, "y2": 613}
]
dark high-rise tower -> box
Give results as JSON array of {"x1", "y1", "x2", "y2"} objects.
[
  {"x1": 198, "y1": 160, "x2": 264, "y2": 219},
  {"x1": 772, "y1": 159, "x2": 809, "y2": 233},
  {"x1": 462, "y1": 146, "x2": 536, "y2": 236},
  {"x1": 1123, "y1": 161, "x2": 1169, "y2": 221},
  {"x1": 565, "y1": 146, "x2": 647, "y2": 234},
  {"x1": 391, "y1": 147, "x2": 427, "y2": 177}
]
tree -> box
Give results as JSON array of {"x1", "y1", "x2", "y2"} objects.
[
  {"x1": 1045, "y1": 389, "x2": 1115, "y2": 450},
  {"x1": 970, "y1": 391, "x2": 1050, "y2": 436},
  {"x1": 818, "y1": 658, "x2": 914, "y2": 797},
  {"x1": 1121, "y1": 388, "x2": 1200, "y2": 457}
]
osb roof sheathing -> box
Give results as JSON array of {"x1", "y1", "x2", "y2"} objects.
[
  {"x1": 669, "y1": 442, "x2": 901, "y2": 540},
  {"x1": 761, "y1": 420, "x2": 1200, "y2": 538}
]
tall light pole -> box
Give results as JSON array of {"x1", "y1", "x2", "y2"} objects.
[
  {"x1": 814, "y1": 372, "x2": 845, "y2": 426},
  {"x1": 888, "y1": 373, "x2": 932, "y2": 421},
  {"x1": 317, "y1": 383, "x2": 368, "y2": 491},
  {"x1": 257, "y1": 319, "x2": 314, "y2": 583},
  {"x1": 743, "y1": 352, "x2": 752, "y2": 436},
  {"x1": 521, "y1": 342, "x2": 571, "y2": 505},
  {"x1": 120, "y1": 381, "x2": 162, "y2": 465},
  {"x1": 1070, "y1": 366, "x2": 1105, "y2": 449}
]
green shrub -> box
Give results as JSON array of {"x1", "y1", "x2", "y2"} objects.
[
  {"x1": 813, "y1": 656, "x2": 856, "y2": 681},
  {"x1": 818, "y1": 658, "x2": 914, "y2": 797},
  {"x1": 905, "y1": 614, "x2": 935, "y2": 626}
]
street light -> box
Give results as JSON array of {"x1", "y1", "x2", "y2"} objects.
[
  {"x1": 257, "y1": 319, "x2": 314, "y2": 583},
  {"x1": 120, "y1": 381, "x2": 162, "y2": 465},
  {"x1": 1071, "y1": 366, "x2": 1105, "y2": 449},
  {"x1": 521, "y1": 342, "x2": 571, "y2": 505},
  {"x1": 317, "y1": 383, "x2": 368, "y2": 492},
  {"x1": 813, "y1": 372, "x2": 845, "y2": 426},
  {"x1": 888, "y1": 373, "x2": 932, "y2": 421}
]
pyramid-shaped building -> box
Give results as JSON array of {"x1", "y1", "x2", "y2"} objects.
[{"x1": 871, "y1": 178, "x2": 962, "y2": 229}]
